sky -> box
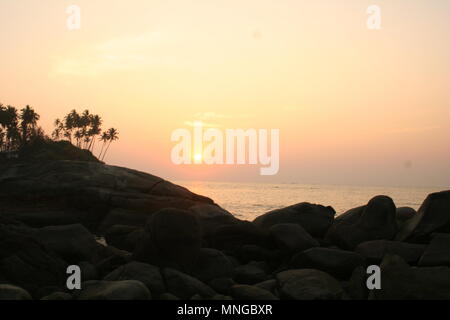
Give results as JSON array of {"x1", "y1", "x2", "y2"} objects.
[{"x1": 1, "y1": 0, "x2": 449, "y2": 187}]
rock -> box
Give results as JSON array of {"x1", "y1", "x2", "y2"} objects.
[
  {"x1": 75, "y1": 280, "x2": 151, "y2": 300},
  {"x1": 343, "y1": 266, "x2": 368, "y2": 300},
  {"x1": 211, "y1": 222, "x2": 270, "y2": 253},
  {"x1": 291, "y1": 247, "x2": 365, "y2": 279},
  {"x1": 0, "y1": 284, "x2": 32, "y2": 300},
  {"x1": 254, "y1": 279, "x2": 278, "y2": 294},
  {"x1": 159, "y1": 293, "x2": 180, "y2": 300},
  {"x1": 276, "y1": 269, "x2": 344, "y2": 300},
  {"x1": 163, "y1": 268, "x2": 215, "y2": 300},
  {"x1": 355, "y1": 240, "x2": 425, "y2": 264},
  {"x1": 95, "y1": 247, "x2": 131, "y2": 278},
  {"x1": 325, "y1": 196, "x2": 398, "y2": 250},
  {"x1": 188, "y1": 204, "x2": 240, "y2": 239},
  {"x1": 36, "y1": 224, "x2": 99, "y2": 263},
  {"x1": 104, "y1": 262, "x2": 166, "y2": 296},
  {"x1": 104, "y1": 225, "x2": 144, "y2": 252},
  {"x1": 234, "y1": 261, "x2": 270, "y2": 285},
  {"x1": 238, "y1": 245, "x2": 275, "y2": 263},
  {"x1": 253, "y1": 202, "x2": 336, "y2": 237},
  {"x1": 270, "y1": 223, "x2": 319, "y2": 253},
  {"x1": 230, "y1": 285, "x2": 278, "y2": 300},
  {"x1": 192, "y1": 248, "x2": 234, "y2": 282},
  {"x1": 208, "y1": 278, "x2": 235, "y2": 295},
  {"x1": 78, "y1": 261, "x2": 99, "y2": 282},
  {"x1": 418, "y1": 233, "x2": 450, "y2": 266},
  {"x1": 396, "y1": 190, "x2": 450, "y2": 243},
  {"x1": 0, "y1": 160, "x2": 214, "y2": 233},
  {"x1": 370, "y1": 254, "x2": 450, "y2": 300},
  {"x1": 0, "y1": 225, "x2": 68, "y2": 297},
  {"x1": 396, "y1": 207, "x2": 416, "y2": 228},
  {"x1": 41, "y1": 292, "x2": 73, "y2": 300},
  {"x1": 133, "y1": 208, "x2": 202, "y2": 273}
]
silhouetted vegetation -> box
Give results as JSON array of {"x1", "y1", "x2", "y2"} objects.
[{"x1": 0, "y1": 103, "x2": 119, "y2": 161}]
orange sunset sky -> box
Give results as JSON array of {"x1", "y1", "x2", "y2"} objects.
[{"x1": 1, "y1": 0, "x2": 449, "y2": 186}]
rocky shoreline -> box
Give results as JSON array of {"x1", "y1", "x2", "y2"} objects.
[{"x1": 1, "y1": 160, "x2": 450, "y2": 300}]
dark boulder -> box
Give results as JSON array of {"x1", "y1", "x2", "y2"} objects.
[
  {"x1": 35, "y1": 224, "x2": 99, "y2": 263},
  {"x1": 418, "y1": 233, "x2": 450, "y2": 267},
  {"x1": 191, "y1": 248, "x2": 234, "y2": 282},
  {"x1": 0, "y1": 284, "x2": 32, "y2": 300},
  {"x1": 325, "y1": 196, "x2": 398, "y2": 250},
  {"x1": 370, "y1": 254, "x2": 450, "y2": 300},
  {"x1": 132, "y1": 208, "x2": 202, "y2": 273},
  {"x1": 211, "y1": 222, "x2": 270, "y2": 253},
  {"x1": 291, "y1": 247, "x2": 365, "y2": 279},
  {"x1": 234, "y1": 261, "x2": 270, "y2": 285},
  {"x1": 396, "y1": 207, "x2": 416, "y2": 228},
  {"x1": 104, "y1": 261, "x2": 166, "y2": 296},
  {"x1": 230, "y1": 284, "x2": 278, "y2": 300},
  {"x1": 253, "y1": 202, "x2": 335, "y2": 237},
  {"x1": 276, "y1": 269, "x2": 344, "y2": 300},
  {"x1": 270, "y1": 223, "x2": 319, "y2": 253},
  {"x1": 75, "y1": 280, "x2": 151, "y2": 300},
  {"x1": 0, "y1": 225, "x2": 67, "y2": 297},
  {"x1": 104, "y1": 224, "x2": 144, "y2": 252},
  {"x1": 162, "y1": 268, "x2": 215, "y2": 300},
  {"x1": 396, "y1": 190, "x2": 450, "y2": 243},
  {"x1": 355, "y1": 240, "x2": 425, "y2": 264}
]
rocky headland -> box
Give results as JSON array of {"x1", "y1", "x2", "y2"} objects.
[{"x1": 1, "y1": 159, "x2": 450, "y2": 300}]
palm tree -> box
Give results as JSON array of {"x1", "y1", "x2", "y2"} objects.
[
  {"x1": 87, "y1": 114, "x2": 102, "y2": 151},
  {"x1": 63, "y1": 109, "x2": 80, "y2": 143},
  {"x1": 52, "y1": 118, "x2": 64, "y2": 141},
  {"x1": 5, "y1": 106, "x2": 19, "y2": 151},
  {"x1": 101, "y1": 128, "x2": 119, "y2": 161},
  {"x1": 98, "y1": 131, "x2": 110, "y2": 160},
  {"x1": 20, "y1": 105, "x2": 40, "y2": 145}
]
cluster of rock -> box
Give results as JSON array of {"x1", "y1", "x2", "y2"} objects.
[{"x1": 1, "y1": 160, "x2": 450, "y2": 300}]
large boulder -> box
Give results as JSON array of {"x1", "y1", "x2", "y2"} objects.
[
  {"x1": 370, "y1": 254, "x2": 450, "y2": 300},
  {"x1": 276, "y1": 269, "x2": 344, "y2": 300},
  {"x1": 291, "y1": 247, "x2": 365, "y2": 279},
  {"x1": 0, "y1": 225, "x2": 68, "y2": 297},
  {"x1": 0, "y1": 284, "x2": 32, "y2": 300},
  {"x1": 396, "y1": 190, "x2": 450, "y2": 243},
  {"x1": 35, "y1": 224, "x2": 99, "y2": 263},
  {"x1": 0, "y1": 160, "x2": 214, "y2": 233},
  {"x1": 355, "y1": 240, "x2": 425, "y2": 264},
  {"x1": 75, "y1": 280, "x2": 151, "y2": 300},
  {"x1": 103, "y1": 262, "x2": 166, "y2": 296},
  {"x1": 234, "y1": 261, "x2": 270, "y2": 285},
  {"x1": 269, "y1": 223, "x2": 319, "y2": 253},
  {"x1": 325, "y1": 196, "x2": 398, "y2": 250},
  {"x1": 230, "y1": 284, "x2": 278, "y2": 300},
  {"x1": 253, "y1": 202, "x2": 335, "y2": 237},
  {"x1": 396, "y1": 207, "x2": 416, "y2": 228},
  {"x1": 163, "y1": 268, "x2": 215, "y2": 300},
  {"x1": 188, "y1": 204, "x2": 240, "y2": 239},
  {"x1": 418, "y1": 233, "x2": 450, "y2": 267},
  {"x1": 104, "y1": 225, "x2": 143, "y2": 252},
  {"x1": 211, "y1": 222, "x2": 270, "y2": 253},
  {"x1": 191, "y1": 248, "x2": 234, "y2": 282},
  {"x1": 132, "y1": 208, "x2": 202, "y2": 273}
]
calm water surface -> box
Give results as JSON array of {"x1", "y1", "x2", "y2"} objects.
[{"x1": 176, "y1": 181, "x2": 443, "y2": 221}]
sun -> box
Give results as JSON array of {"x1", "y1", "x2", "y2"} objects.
[{"x1": 194, "y1": 153, "x2": 202, "y2": 162}]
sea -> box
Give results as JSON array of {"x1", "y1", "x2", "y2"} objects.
[{"x1": 175, "y1": 181, "x2": 444, "y2": 221}]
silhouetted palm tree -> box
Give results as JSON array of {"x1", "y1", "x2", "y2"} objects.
[
  {"x1": 101, "y1": 128, "x2": 119, "y2": 161},
  {"x1": 20, "y1": 105, "x2": 40, "y2": 145},
  {"x1": 98, "y1": 131, "x2": 109, "y2": 160},
  {"x1": 88, "y1": 114, "x2": 102, "y2": 151}
]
